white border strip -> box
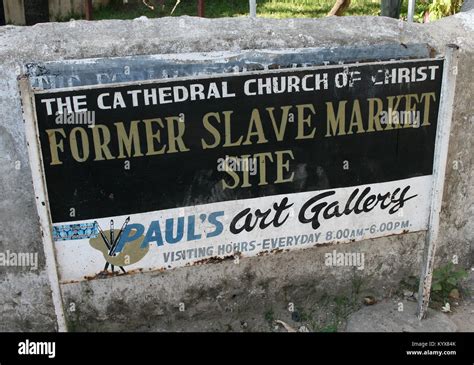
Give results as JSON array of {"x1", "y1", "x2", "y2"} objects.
[
  {"x1": 417, "y1": 45, "x2": 459, "y2": 319},
  {"x1": 19, "y1": 76, "x2": 68, "y2": 332}
]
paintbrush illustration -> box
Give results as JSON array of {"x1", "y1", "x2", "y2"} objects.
[
  {"x1": 104, "y1": 217, "x2": 130, "y2": 273},
  {"x1": 94, "y1": 220, "x2": 126, "y2": 273}
]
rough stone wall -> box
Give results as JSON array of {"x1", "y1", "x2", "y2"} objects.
[
  {"x1": 0, "y1": 11, "x2": 473, "y2": 331},
  {"x1": 462, "y1": 0, "x2": 474, "y2": 12}
]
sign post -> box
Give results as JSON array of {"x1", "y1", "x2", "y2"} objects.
[
  {"x1": 249, "y1": 0, "x2": 257, "y2": 17},
  {"x1": 19, "y1": 76, "x2": 68, "y2": 332},
  {"x1": 416, "y1": 45, "x2": 459, "y2": 319},
  {"x1": 407, "y1": 0, "x2": 416, "y2": 22},
  {"x1": 197, "y1": 0, "x2": 205, "y2": 17}
]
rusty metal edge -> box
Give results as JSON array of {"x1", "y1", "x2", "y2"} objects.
[
  {"x1": 416, "y1": 44, "x2": 460, "y2": 320},
  {"x1": 18, "y1": 75, "x2": 68, "y2": 332}
]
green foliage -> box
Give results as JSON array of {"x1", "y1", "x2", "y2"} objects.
[
  {"x1": 91, "y1": 0, "x2": 381, "y2": 20},
  {"x1": 428, "y1": 0, "x2": 463, "y2": 20},
  {"x1": 401, "y1": 0, "x2": 464, "y2": 22},
  {"x1": 431, "y1": 262, "x2": 468, "y2": 301},
  {"x1": 319, "y1": 323, "x2": 338, "y2": 332},
  {"x1": 62, "y1": 0, "x2": 465, "y2": 22},
  {"x1": 313, "y1": 294, "x2": 360, "y2": 332},
  {"x1": 264, "y1": 308, "x2": 275, "y2": 324}
]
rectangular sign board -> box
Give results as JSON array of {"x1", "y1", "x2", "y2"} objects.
[{"x1": 27, "y1": 58, "x2": 442, "y2": 282}]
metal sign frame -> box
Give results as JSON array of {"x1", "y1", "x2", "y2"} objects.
[
  {"x1": 18, "y1": 46, "x2": 458, "y2": 330},
  {"x1": 416, "y1": 45, "x2": 459, "y2": 319},
  {"x1": 19, "y1": 76, "x2": 68, "y2": 332}
]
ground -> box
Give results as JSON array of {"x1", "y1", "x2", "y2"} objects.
[
  {"x1": 145, "y1": 267, "x2": 473, "y2": 332},
  {"x1": 219, "y1": 267, "x2": 474, "y2": 332},
  {"x1": 344, "y1": 268, "x2": 474, "y2": 332}
]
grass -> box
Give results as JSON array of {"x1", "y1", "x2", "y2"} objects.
[
  {"x1": 58, "y1": 0, "x2": 456, "y2": 23},
  {"x1": 91, "y1": 0, "x2": 382, "y2": 21},
  {"x1": 264, "y1": 308, "x2": 275, "y2": 326}
]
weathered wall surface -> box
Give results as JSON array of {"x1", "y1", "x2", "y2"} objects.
[
  {"x1": 462, "y1": 0, "x2": 474, "y2": 12},
  {"x1": 0, "y1": 12, "x2": 473, "y2": 331}
]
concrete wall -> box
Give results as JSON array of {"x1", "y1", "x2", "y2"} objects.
[{"x1": 0, "y1": 12, "x2": 473, "y2": 331}]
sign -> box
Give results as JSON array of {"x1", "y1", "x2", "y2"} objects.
[{"x1": 28, "y1": 58, "x2": 442, "y2": 282}]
